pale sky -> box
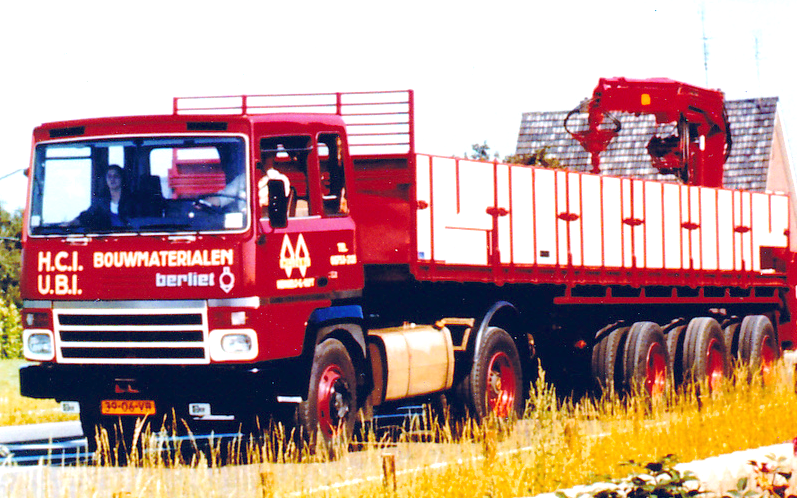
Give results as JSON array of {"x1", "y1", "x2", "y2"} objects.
[{"x1": 1, "y1": 0, "x2": 794, "y2": 212}]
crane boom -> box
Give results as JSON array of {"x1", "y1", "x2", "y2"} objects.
[{"x1": 565, "y1": 77, "x2": 732, "y2": 188}]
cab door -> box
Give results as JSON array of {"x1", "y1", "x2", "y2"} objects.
[{"x1": 258, "y1": 132, "x2": 363, "y2": 302}]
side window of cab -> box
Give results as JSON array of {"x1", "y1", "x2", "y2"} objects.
[
  {"x1": 318, "y1": 133, "x2": 348, "y2": 216},
  {"x1": 259, "y1": 136, "x2": 312, "y2": 218}
]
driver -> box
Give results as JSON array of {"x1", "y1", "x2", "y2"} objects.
[
  {"x1": 205, "y1": 168, "x2": 289, "y2": 213},
  {"x1": 203, "y1": 174, "x2": 247, "y2": 208}
]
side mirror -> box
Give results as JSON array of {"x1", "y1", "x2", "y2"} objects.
[{"x1": 267, "y1": 179, "x2": 289, "y2": 229}]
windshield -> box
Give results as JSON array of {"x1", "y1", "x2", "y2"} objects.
[{"x1": 29, "y1": 136, "x2": 248, "y2": 235}]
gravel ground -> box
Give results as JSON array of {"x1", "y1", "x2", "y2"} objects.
[
  {"x1": 674, "y1": 442, "x2": 796, "y2": 495},
  {"x1": 531, "y1": 442, "x2": 797, "y2": 497}
]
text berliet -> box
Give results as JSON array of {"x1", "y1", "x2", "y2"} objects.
[{"x1": 156, "y1": 272, "x2": 215, "y2": 288}]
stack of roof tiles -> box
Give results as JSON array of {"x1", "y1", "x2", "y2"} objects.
[{"x1": 515, "y1": 97, "x2": 779, "y2": 191}]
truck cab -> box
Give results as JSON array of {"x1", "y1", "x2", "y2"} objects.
[{"x1": 20, "y1": 98, "x2": 373, "y2": 453}]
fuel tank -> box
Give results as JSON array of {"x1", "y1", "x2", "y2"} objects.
[{"x1": 368, "y1": 323, "x2": 455, "y2": 404}]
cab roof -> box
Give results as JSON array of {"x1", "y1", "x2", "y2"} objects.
[{"x1": 34, "y1": 90, "x2": 415, "y2": 155}]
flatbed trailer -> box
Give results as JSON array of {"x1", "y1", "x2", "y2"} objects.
[{"x1": 356, "y1": 145, "x2": 792, "y2": 379}]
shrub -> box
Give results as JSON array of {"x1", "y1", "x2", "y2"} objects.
[{"x1": 0, "y1": 296, "x2": 22, "y2": 359}]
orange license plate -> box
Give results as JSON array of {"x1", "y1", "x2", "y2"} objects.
[{"x1": 101, "y1": 399, "x2": 156, "y2": 416}]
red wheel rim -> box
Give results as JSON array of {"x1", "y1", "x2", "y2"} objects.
[
  {"x1": 486, "y1": 351, "x2": 517, "y2": 418},
  {"x1": 705, "y1": 338, "x2": 725, "y2": 390},
  {"x1": 316, "y1": 364, "x2": 349, "y2": 437},
  {"x1": 759, "y1": 336, "x2": 777, "y2": 382},
  {"x1": 645, "y1": 342, "x2": 667, "y2": 396}
]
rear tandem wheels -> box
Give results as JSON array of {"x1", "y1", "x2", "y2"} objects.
[{"x1": 591, "y1": 313, "x2": 781, "y2": 396}]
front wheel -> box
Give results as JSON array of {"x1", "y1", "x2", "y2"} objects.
[
  {"x1": 297, "y1": 339, "x2": 357, "y2": 458},
  {"x1": 468, "y1": 327, "x2": 524, "y2": 421}
]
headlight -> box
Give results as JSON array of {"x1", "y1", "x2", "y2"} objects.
[
  {"x1": 23, "y1": 330, "x2": 54, "y2": 361},
  {"x1": 28, "y1": 334, "x2": 52, "y2": 354},
  {"x1": 222, "y1": 334, "x2": 252, "y2": 353},
  {"x1": 209, "y1": 329, "x2": 257, "y2": 362}
]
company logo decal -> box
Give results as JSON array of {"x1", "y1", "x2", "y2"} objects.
[
  {"x1": 37, "y1": 251, "x2": 83, "y2": 296},
  {"x1": 93, "y1": 249, "x2": 233, "y2": 268},
  {"x1": 37, "y1": 250, "x2": 238, "y2": 296},
  {"x1": 280, "y1": 234, "x2": 311, "y2": 278},
  {"x1": 154, "y1": 265, "x2": 234, "y2": 293},
  {"x1": 278, "y1": 234, "x2": 315, "y2": 290},
  {"x1": 219, "y1": 266, "x2": 235, "y2": 293},
  {"x1": 156, "y1": 272, "x2": 215, "y2": 288}
]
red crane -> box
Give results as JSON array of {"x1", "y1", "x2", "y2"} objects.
[{"x1": 565, "y1": 77, "x2": 733, "y2": 188}]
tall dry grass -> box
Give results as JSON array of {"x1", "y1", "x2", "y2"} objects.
[{"x1": 2, "y1": 361, "x2": 797, "y2": 497}]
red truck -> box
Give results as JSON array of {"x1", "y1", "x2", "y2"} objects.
[{"x1": 18, "y1": 82, "x2": 795, "y2": 453}]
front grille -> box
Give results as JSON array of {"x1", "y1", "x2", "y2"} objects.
[
  {"x1": 58, "y1": 314, "x2": 203, "y2": 326},
  {"x1": 54, "y1": 304, "x2": 209, "y2": 365}
]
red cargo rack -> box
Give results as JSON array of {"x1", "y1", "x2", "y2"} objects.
[{"x1": 173, "y1": 90, "x2": 414, "y2": 156}]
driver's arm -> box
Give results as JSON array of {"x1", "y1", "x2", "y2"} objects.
[{"x1": 206, "y1": 174, "x2": 245, "y2": 207}]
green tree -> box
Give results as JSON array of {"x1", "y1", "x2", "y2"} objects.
[
  {"x1": 0, "y1": 296, "x2": 22, "y2": 359},
  {"x1": 504, "y1": 146, "x2": 563, "y2": 169},
  {"x1": 468, "y1": 141, "x2": 498, "y2": 161},
  {"x1": 466, "y1": 142, "x2": 562, "y2": 168},
  {"x1": 0, "y1": 205, "x2": 22, "y2": 358},
  {"x1": 0, "y1": 205, "x2": 22, "y2": 307}
]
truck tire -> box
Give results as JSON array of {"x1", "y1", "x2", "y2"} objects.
[
  {"x1": 683, "y1": 317, "x2": 728, "y2": 390},
  {"x1": 623, "y1": 322, "x2": 669, "y2": 396},
  {"x1": 739, "y1": 315, "x2": 779, "y2": 381},
  {"x1": 591, "y1": 326, "x2": 629, "y2": 394},
  {"x1": 468, "y1": 327, "x2": 524, "y2": 421},
  {"x1": 722, "y1": 320, "x2": 742, "y2": 363},
  {"x1": 297, "y1": 338, "x2": 357, "y2": 458},
  {"x1": 665, "y1": 324, "x2": 687, "y2": 388}
]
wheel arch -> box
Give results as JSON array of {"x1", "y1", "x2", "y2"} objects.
[
  {"x1": 301, "y1": 305, "x2": 371, "y2": 405},
  {"x1": 470, "y1": 300, "x2": 535, "y2": 382}
]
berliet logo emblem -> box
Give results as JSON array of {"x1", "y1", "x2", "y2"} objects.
[
  {"x1": 219, "y1": 266, "x2": 235, "y2": 293},
  {"x1": 280, "y1": 234, "x2": 311, "y2": 278}
]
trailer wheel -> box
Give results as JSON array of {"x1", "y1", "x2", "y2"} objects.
[
  {"x1": 739, "y1": 315, "x2": 779, "y2": 381},
  {"x1": 298, "y1": 338, "x2": 357, "y2": 458},
  {"x1": 722, "y1": 320, "x2": 742, "y2": 363},
  {"x1": 683, "y1": 317, "x2": 728, "y2": 390},
  {"x1": 665, "y1": 325, "x2": 687, "y2": 387},
  {"x1": 623, "y1": 322, "x2": 669, "y2": 396},
  {"x1": 469, "y1": 327, "x2": 523, "y2": 420},
  {"x1": 591, "y1": 326, "x2": 629, "y2": 394}
]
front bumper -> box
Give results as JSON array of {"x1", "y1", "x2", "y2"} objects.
[{"x1": 19, "y1": 362, "x2": 302, "y2": 417}]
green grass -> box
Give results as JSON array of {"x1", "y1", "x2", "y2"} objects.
[
  {"x1": 2, "y1": 362, "x2": 797, "y2": 498},
  {"x1": 0, "y1": 359, "x2": 78, "y2": 426}
]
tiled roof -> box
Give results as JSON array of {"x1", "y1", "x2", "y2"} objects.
[{"x1": 515, "y1": 97, "x2": 779, "y2": 191}]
